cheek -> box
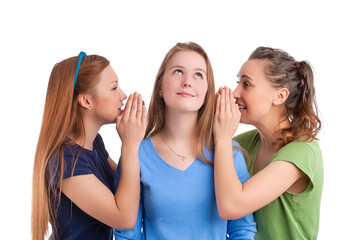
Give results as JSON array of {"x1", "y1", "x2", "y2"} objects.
[
  {"x1": 197, "y1": 82, "x2": 208, "y2": 100},
  {"x1": 161, "y1": 77, "x2": 176, "y2": 95}
]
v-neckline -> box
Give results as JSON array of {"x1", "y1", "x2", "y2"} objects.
[{"x1": 147, "y1": 137, "x2": 201, "y2": 177}]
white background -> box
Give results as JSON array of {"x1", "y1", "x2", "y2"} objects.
[{"x1": 1, "y1": 0, "x2": 359, "y2": 239}]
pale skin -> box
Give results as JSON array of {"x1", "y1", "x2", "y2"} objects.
[
  {"x1": 151, "y1": 51, "x2": 208, "y2": 171},
  {"x1": 213, "y1": 59, "x2": 309, "y2": 220},
  {"x1": 61, "y1": 65, "x2": 147, "y2": 229}
]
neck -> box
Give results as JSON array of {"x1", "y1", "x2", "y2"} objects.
[
  {"x1": 74, "y1": 113, "x2": 101, "y2": 151},
  {"x1": 161, "y1": 108, "x2": 198, "y2": 143},
  {"x1": 255, "y1": 114, "x2": 290, "y2": 150}
]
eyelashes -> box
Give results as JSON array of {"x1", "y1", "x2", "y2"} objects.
[
  {"x1": 194, "y1": 72, "x2": 203, "y2": 79},
  {"x1": 236, "y1": 80, "x2": 251, "y2": 88},
  {"x1": 174, "y1": 69, "x2": 203, "y2": 79}
]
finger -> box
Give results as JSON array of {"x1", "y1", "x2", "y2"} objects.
[
  {"x1": 130, "y1": 92, "x2": 138, "y2": 118},
  {"x1": 116, "y1": 114, "x2": 123, "y2": 128},
  {"x1": 220, "y1": 87, "x2": 225, "y2": 116},
  {"x1": 215, "y1": 91, "x2": 221, "y2": 117},
  {"x1": 216, "y1": 87, "x2": 222, "y2": 96},
  {"x1": 136, "y1": 94, "x2": 142, "y2": 119},
  {"x1": 141, "y1": 102, "x2": 147, "y2": 123},
  {"x1": 225, "y1": 87, "x2": 231, "y2": 114},
  {"x1": 123, "y1": 93, "x2": 133, "y2": 118},
  {"x1": 230, "y1": 89, "x2": 236, "y2": 113}
]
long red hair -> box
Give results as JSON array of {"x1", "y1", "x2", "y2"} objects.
[{"x1": 31, "y1": 54, "x2": 109, "y2": 239}]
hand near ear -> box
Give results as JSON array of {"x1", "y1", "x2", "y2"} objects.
[
  {"x1": 213, "y1": 87, "x2": 241, "y2": 142},
  {"x1": 116, "y1": 92, "x2": 147, "y2": 148}
]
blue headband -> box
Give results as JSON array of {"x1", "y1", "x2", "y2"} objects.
[{"x1": 73, "y1": 51, "x2": 87, "y2": 89}]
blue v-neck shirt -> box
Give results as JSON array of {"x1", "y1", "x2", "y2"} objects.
[{"x1": 114, "y1": 137, "x2": 256, "y2": 239}]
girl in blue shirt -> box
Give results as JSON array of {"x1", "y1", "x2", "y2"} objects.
[
  {"x1": 32, "y1": 53, "x2": 146, "y2": 240},
  {"x1": 114, "y1": 42, "x2": 256, "y2": 239}
]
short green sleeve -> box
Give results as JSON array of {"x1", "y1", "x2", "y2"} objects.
[{"x1": 271, "y1": 140, "x2": 322, "y2": 192}]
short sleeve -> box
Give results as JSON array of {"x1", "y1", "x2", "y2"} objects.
[
  {"x1": 48, "y1": 146, "x2": 94, "y2": 189},
  {"x1": 271, "y1": 141, "x2": 318, "y2": 192},
  {"x1": 62, "y1": 153, "x2": 93, "y2": 179}
]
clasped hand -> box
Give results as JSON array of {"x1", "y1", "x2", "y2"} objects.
[
  {"x1": 116, "y1": 92, "x2": 147, "y2": 148},
  {"x1": 213, "y1": 87, "x2": 241, "y2": 141}
]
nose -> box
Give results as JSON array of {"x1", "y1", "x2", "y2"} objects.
[
  {"x1": 181, "y1": 74, "x2": 192, "y2": 88},
  {"x1": 118, "y1": 88, "x2": 127, "y2": 101},
  {"x1": 233, "y1": 85, "x2": 241, "y2": 99}
]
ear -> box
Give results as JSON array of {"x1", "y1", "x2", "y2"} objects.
[
  {"x1": 77, "y1": 94, "x2": 93, "y2": 109},
  {"x1": 273, "y1": 88, "x2": 289, "y2": 105}
]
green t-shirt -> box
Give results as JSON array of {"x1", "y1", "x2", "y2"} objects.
[{"x1": 234, "y1": 130, "x2": 324, "y2": 240}]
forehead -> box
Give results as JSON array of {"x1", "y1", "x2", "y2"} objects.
[
  {"x1": 97, "y1": 65, "x2": 118, "y2": 85},
  {"x1": 167, "y1": 51, "x2": 206, "y2": 70},
  {"x1": 238, "y1": 59, "x2": 268, "y2": 79}
]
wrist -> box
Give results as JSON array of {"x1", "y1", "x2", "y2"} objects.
[
  {"x1": 214, "y1": 136, "x2": 233, "y2": 145},
  {"x1": 121, "y1": 144, "x2": 139, "y2": 157}
]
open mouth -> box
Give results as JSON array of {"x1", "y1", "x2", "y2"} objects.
[{"x1": 238, "y1": 105, "x2": 247, "y2": 111}]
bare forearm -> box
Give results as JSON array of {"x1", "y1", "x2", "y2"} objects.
[
  {"x1": 115, "y1": 145, "x2": 140, "y2": 224},
  {"x1": 214, "y1": 139, "x2": 245, "y2": 219}
]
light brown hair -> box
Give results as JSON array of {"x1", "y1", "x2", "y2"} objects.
[
  {"x1": 145, "y1": 42, "x2": 215, "y2": 164},
  {"x1": 249, "y1": 47, "x2": 321, "y2": 150},
  {"x1": 31, "y1": 54, "x2": 109, "y2": 239}
]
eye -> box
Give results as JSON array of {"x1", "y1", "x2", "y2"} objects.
[
  {"x1": 194, "y1": 72, "x2": 202, "y2": 79},
  {"x1": 174, "y1": 69, "x2": 183, "y2": 75},
  {"x1": 243, "y1": 82, "x2": 251, "y2": 88},
  {"x1": 112, "y1": 86, "x2": 118, "y2": 90}
]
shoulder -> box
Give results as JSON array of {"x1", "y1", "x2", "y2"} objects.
[
  {"x1": 233, "y1": 129, "x2": 259, "y2": 150},
  {"x1": 91, "y1": 134, "x2": 109, "y2": 161},
  {"x1": 93, "y1": 133, "x2": 107, "y2": 152},
  {"x1": 272, "y1": 139, "x2": 323, "y2": 187},
  {"x1": 137, "y1": 137, "x2": 156, "y2": 162},
  {"x1": 274, "y1": 139, "x2": 321, "y2": 161}
]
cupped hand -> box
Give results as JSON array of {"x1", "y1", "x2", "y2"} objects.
[
  {"x1": 213, "y1": 87, "x2": 241, "y2": 141},
  {"x1": 116, "y1": 92, "x2": 147, "y2": 148}
]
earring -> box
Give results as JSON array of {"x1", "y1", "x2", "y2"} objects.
[
  {"x1": 273, "y1": 101, "x2": 277, "y2": 105},
  {"x1": 89, "y1": 105, "x2": 92, "y2": 109}
]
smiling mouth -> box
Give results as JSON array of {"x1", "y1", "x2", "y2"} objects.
[
  {"x1": 238, "y1": 105, "x2": 247, "y2": 111},
  {"x1": 177, "y1": 92, "x2": 194, "y2": 98}
]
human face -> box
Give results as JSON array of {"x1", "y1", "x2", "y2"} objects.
[
  {"x1": 161, "y1": 51, "x2": 208, "y2": 114},
  {"x1": 234, "y1": 59, "x2": 278, "y2": 125},
  {"x1": 91, "y1": 65, "x2": 127, "y2": 124}
]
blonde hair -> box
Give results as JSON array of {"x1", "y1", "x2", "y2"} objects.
[
  {"x1": 31, "y1": 54, "x2": 109, "y2": 239},
  {"x1": 145, "y1": 42, "x2": 215, "y2": 164}
]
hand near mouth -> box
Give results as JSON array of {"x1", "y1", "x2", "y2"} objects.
[
  {"x1": 116, "y1": 92, "x2": 147, "y2": 148},
  {"x1": 213, "y1": 86, "x2": 241, "y2": 141}
]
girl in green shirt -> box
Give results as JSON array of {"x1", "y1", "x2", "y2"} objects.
[{"x1": 213, "y1": 47, "x2": 323, "y2": 240}]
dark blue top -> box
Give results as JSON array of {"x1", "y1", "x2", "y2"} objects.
[{"x1": 48, "y1": 134, "x2": 115, "y2": 240}]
